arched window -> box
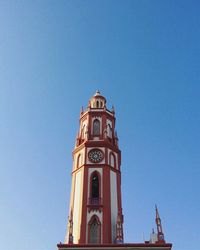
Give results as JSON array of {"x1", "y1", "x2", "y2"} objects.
[
  {"x1": 81, "y1": 125, "x2": 85, "y2": 139},
  {"x1": 96, "y1": 100, "x2": 99, "y2": 108},
  {"x1": 107, "y1": 124, "x2": 112, "y2": 138},
  {"x1": 91, "y1": 173, "x2": 99, "y2": 199},
  {"x1": 88, "y1": 216, "x2": 101, "y2": 243},
  {"x1": 109, "y1": 153, "x2": 116, "y2": 168},
  {"x1": 77, "y1": 154, "x2": 81, "y2": 168},
  {"x1": 93, "y1": 119, "x2": 100, "y2": 135}
]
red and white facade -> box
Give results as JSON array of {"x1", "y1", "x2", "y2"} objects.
[
  {"x1": 65, "y1": 91, "x2": 123, "y2": 244},
  {"x1": 59, "y1": 91, "x2": 172, "y2": 250}
]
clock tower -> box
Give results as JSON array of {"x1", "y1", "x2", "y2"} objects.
[
  {"x1": 58, "y1": 91, "x2": 172, "y2": 250},
  {"x1": 65, "y1": 90, "x2": 123, "y2": 244}
]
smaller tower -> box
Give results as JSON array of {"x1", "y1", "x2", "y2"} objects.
[{"x1": 155, "y1": 205, "x2": 165, "y2": 243}]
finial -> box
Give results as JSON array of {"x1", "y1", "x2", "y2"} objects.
[
  {"x1": 94, "y1": 90, "x2": 101, "y2": 96},
  {"x1": 80, "y1": 106, "x2": 84, "y2": 114},
  {"x1": 111, "y1": 105, "x2": 115, "y2": 113},
  {"x1": 68, "y1": 210, "x2": 73, "y2": 244},
  {"x1": 115, "y1": 213, "x2": 124, "y2": 244}
]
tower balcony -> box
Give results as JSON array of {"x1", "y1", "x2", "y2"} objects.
[
  {"x1": 87, "y1": 198, "x2": 103, "y2": 211},
  {"x1": 88, "y1": 197, "x2": 102, "y2": 205}
]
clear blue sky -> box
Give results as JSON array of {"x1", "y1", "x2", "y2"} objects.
[{"x1": 0, "y1": 1, "x2": 199, "y2": 250}]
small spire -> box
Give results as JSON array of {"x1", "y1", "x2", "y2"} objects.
[
  {"x1": 149, "y1": 227, "x2": 158, "y2": 244},
  {"x1": 75, "y1": 132, "x2": 79, "y2": 147},
  {"x1": 155, "y1": 205, "x2": 165, "y2": 243},
  {"x1": 80, "y1": 106, "x2": 84, "y2": 115},
  {"x1": 115, "y1": 214, "x2": 124, "y2": 243},
  {"x1": 68, "y1": 210, "x2": 73, "y2": 244},
  {"x1": 111, "y1": 105, "x2": 115, "y2": 114}
]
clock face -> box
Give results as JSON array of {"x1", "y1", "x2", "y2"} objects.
[{"x1": 88, "y1": 149, "x2": 104, "y2": 163}]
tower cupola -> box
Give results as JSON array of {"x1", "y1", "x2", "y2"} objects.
[{"x1": 89, "y1": 90, "x2": 107, "y2": 109}]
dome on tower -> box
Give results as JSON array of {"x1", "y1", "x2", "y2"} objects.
[{"x1": 89, "y1": 90, "x2": 106, "y2": 108}]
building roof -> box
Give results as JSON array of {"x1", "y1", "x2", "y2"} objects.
[{"x1": 57, "y1": 243, "x2": 172, "y2": 250}]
